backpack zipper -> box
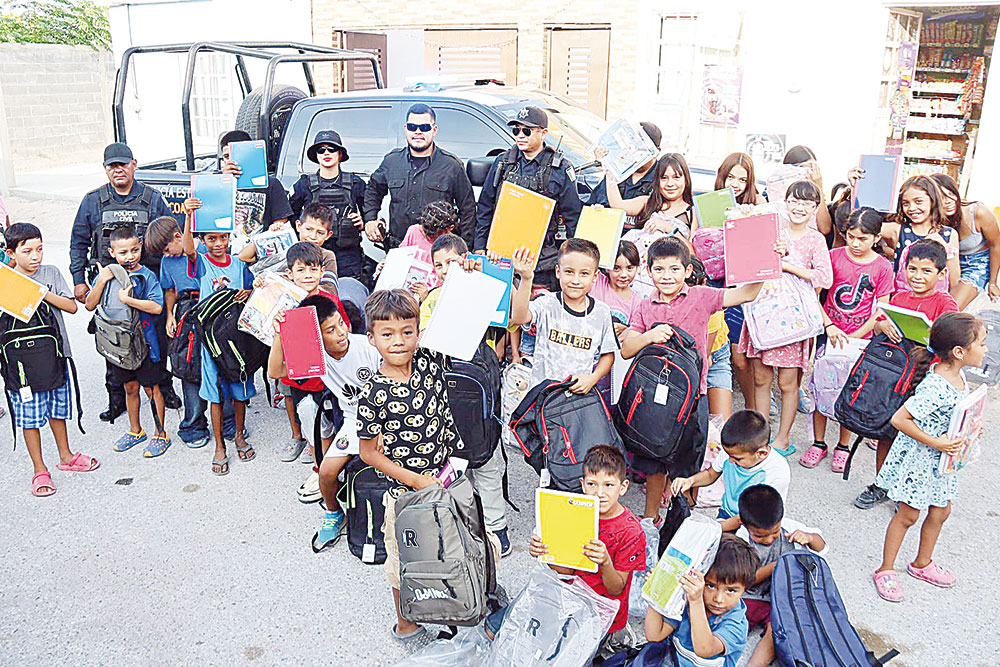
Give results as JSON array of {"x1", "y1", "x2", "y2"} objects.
[
  {"x1": 449, "y1": 371, "x2": 489, "y2": 419},
  {"x1": 558, "y1": 425, "x2": 577, "y2": 464},
  {"x1": 185, "y1": 331, "x2": 195, "y2": 364},
  {"x1": 626, "y1": 387, "x2": 644, "y2": 423},
  {"x1": 785, "y1": 560, "x2": 816, "y2": 665},
  {"x1": 849, "y1": 370, "x2": 869, "y2": 406},
  {"x1": 803, "y1": 561, "x2": 852, "y2": 666},
  {"x1": 366, "y1": 499, "x2": 374, "y2": 542}
]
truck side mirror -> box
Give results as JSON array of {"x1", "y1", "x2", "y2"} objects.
[{"x1": 466, "y1": 156, "x2": 495, "y2": 187}]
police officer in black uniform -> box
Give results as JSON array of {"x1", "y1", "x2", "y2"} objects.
[
  {"x1": 474, "y1": 107, "x2": 583, "y2": 289},
  {"x1": 288, "y1": 130, "x2": 366, "y2": 278},
  {"x1": 363, "y1": 103, "x2": 476, "y2": 250},
  {"x1": 69, "y1": 142, "x2": 180, "y2": 420}
]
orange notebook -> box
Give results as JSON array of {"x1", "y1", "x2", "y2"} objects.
[
  {"x1": 280, "y1": 306, "x2": 325, "y2": 380},
  {"x1": 486, "y1": 181, "x2": 555, "y2": 267},
  {"x1": 0, "y1": 263, "x2": 49, "y2": 323}
]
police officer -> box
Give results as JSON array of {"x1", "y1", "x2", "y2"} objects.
[
  {"x1": 69, "y1": 142, "x2": 180, "y2": 420},
  {"x1": 474, "y1": 107, "x2": 582, "y2": 289},
  {"x1": 363, "y1": 103, "x2": 476, "y2": 249},
  {"x1": 288, "y1": 130, "x2": 366, "y2": 278}
]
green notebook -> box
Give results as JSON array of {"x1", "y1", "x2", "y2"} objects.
[
  {"x1": 693, "y1": 187, "x2": 736, "y2": 228},
  {"x1": 879, "y1": 303, "x2": 933, "y2": 346}
]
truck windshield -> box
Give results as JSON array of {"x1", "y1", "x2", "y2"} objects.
[{"x1": 494, "y1": 95, "x2": 605, "y2": 170}]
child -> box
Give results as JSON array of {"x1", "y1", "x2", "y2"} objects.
[
  {"x1": 740, "y1": 180, "x2": 833, "y2": 456},
  {"x1": 873, "y1": 312, "x2": 986, "y2": 601},
  {"x1": 855, "y1": 240, "x2": 958, "y2": 510},
  {"x1": 401, "y1": 200, "x2": 458, "y2": 295},
  {"x1": 484, "y1": 445, "x2": 646, "y2": 653},
  {"x1": 688, "y1": 257, "x2": 733, "y2": 421},
  {"x1": 589, "y1": 239, "x2": 644, "y2": 345},
  {"x1": 623, "y1": 237, "x2": 767, "y2": 520},
  {"x1": 85, "y1": 225, "x2": 170, "y2": 458},
  {"x1": 736, "y1": 484, "x2": 827, "y2": 667},
  {"x1": 510, "y1": 238, "x2": 617, "y2": 392},
  {"x1": 182, "y1": 198, "x2": 255, "y2": 475},
  {"x1": 4, "y1": 224, "x2": 98, "y2": 496},
  {"x1": 671, "y1": 410, "x2": 790, "y2": 532},
  {"x1": 880, "y1": 175, "x2": 960, "y2": 290},
  {"x1": 418, "y1": 233, "x2": 467, "y2": 329},
  {"x1": 634, "y1": 154, "x2": 696, "y2": 237},
  {"x1": 803, "y1": 207, "x2": 894, "y2": 473},
  {"x1": 239, "y1": 202, "x2": 339, "y2": 286},
  {"x1": 269, "y1": 294, "x2": 382, "y2": 550},
  {"x1": 715, "y1": 152, "x2": 764, "y2": 205},
  {"x1": 644, "y1": 533, "x2": 759, "y2": 667},
  {"x1": 357, "y1": 289, "x2": 463, "y2": 640}
]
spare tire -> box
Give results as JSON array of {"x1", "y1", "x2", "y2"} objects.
[{"x1": 235, "y1": 84, "x2": 306, "y2": 169}]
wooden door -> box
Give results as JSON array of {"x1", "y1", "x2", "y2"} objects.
[
  {"x1": 424, "y1": 29, "x2": 518, "y2": 83},
  {"x1": 547, "y1": 28, "x2": 611, "y2": 117}
]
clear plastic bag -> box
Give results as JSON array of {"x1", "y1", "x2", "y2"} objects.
[
  {"x1": 628, "y1": 517, "x2": 660, "y2": 619},
  {"x1": 483, "y1": 566, "x2": 620, "y2": 667},
  {"x1": 394, "y1": 625, "x2": 492, "y2": 667},
  {"x1": 641, "y1": 513, "x2": 722, "y2": 620}
]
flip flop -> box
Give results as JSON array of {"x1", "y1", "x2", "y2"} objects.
[
  {"x1": 31, "y1": 471, "x2": 56, "y2": 497},
  {"x1": 772, "y1": 443, "x2": 797, "y2": 457},
  {"x1": 391, "y1": 623, "x2": 426, "y2": 641},
  {"x1": 211, "y1": 456, "x2": 230, "y2": 476},
  {"x1": 56, "y1": 452, "x2": 100, "y2": 472},
  {"x1": 236, "y1": 443, "x2": 256, "y2": 462}
]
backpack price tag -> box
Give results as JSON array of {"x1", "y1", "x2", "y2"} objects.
[
  {"x1": 654, "y1": 383, "x2": 669, "y2": 405},
  {"x1": 362, "y1": 543, "x2": 376, "y2": 563},
  {"x1": 19, "y1": 386, "x2": 33, "y2": 402},
  {"x1": 539, "y1": 468, "x2": 551, "y2": 488}
]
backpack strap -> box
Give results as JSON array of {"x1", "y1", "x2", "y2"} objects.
[
  {"x1": 5, "y1": 389, "x2": 15, "y2": 450},
  {"x1": 842, "y1": 433, "x2": 865, "y2": 481},
  {"x1": 497, "y1": 443, "x2": 519, "y2": 513},
  {"x1": 872, "y1": 649, "x2": 900, "y2": 665},
  {"x1": 66, "y1": 357, "x2": 86, "y2": 437}
]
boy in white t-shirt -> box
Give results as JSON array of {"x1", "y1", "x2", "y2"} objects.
[
  {"x1": 671, "y1": 410, "x2": 790, "y2": 531},
  {"x1": 268, "y1": 293, "x2": 382, "y2": 551}
]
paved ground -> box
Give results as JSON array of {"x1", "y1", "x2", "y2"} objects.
[{"x1": 1, "y1": 194, "x2": 997, "y2": 666}]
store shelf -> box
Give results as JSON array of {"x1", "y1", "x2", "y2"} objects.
[
  {"x1": 916, "y1": 66, "x2": 971, "y2": 73},
  {"x1": 921, "y1": 42, "x2": 983, "y2": 48},
  {"x1": 912, "y1": 87, "x2": 964, "y2": 95},
  {"x1": 907, "y1": 129, "x2": 966, "y2": 136},
  {"x1": 903, "y1": 155, "x2": 964, "y2": 163}
]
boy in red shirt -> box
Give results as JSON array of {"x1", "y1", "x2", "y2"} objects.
[
  {"x1": 854, "y1": 239, "x2": 958, "y2": 510},
  {"x1": 484, "y1": 445, "x2": 646, "y2": 654},
  {"x1": 622, "y1": 237, "x2": 769, "y2": 521}
]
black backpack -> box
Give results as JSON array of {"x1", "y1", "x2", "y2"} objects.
[
  {"x1": 335, "y1": 456, "x2": 391, "y2": 564},
  {"x1": 195, "y1": 289, "x2": 268, "y2": 385},
  {"x1": 167, "y1": 289, "x2": 201, "y2": 383},
  {"x1": 614, "y1": 325, "x2": 703, "y2": 462},
  {"x1": 834, "y1": 334, "x2": 917, "y2": 480},
  {"x1": 445, "y1": 340, "x2": 502, "y2": 469},
  {"x1": 511, "y1": 379, "x2": 626, "y2": 492},
  {"x1": 0, "y1": 302, "x2": 84, "y2": 445}
]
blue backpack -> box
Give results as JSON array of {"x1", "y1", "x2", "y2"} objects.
[{"x1": 771, "y1": 551, "x2": 898, "y2": 667}]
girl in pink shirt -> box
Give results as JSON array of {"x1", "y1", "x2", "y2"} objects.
[
  {"x1": 589, "y1": 239, "x2": 644, "y2": 344},
  {"x1": 400, "y1": 201, "x2": 458, "y2": 291}
]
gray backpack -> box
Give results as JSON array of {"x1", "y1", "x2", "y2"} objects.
[
  {"x1": 394, "y1": 474, "x2": 498, "y2": 627},
  {"x1": 94, "y1": 263, "x2": 148, "y2": 371}
]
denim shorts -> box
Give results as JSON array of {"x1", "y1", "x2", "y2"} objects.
[
  {"x1": 960, "y1": 248, "x2": 991, "y2": 291},
  {"x1": 706, "y1": 344, "x2": 732, "y2": 391}
]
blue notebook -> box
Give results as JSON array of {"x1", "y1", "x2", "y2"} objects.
[
  {"x1": 191, "y1": 173, "x2": 236, "y2": 232},
  {"x1": 230, "y1": 140, "x2": 268, "y2": 190},
  {"x1": 469, "y1": 254, "x2": 514, "y2": 327},
  {"x1": 853, "y1": 155, "x2": 902, "y2": 213}
]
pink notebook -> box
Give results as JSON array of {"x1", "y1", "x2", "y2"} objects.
[
  {"x1": 723, "y1": 213, "x2": 782, "y2": 286},
  {"x1": 280, "y1": 306, "x2": 325, "y2": 379}
]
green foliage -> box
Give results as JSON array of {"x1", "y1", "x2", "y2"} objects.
[{"x1": 0, "y1": 0, "x2": 111, "y2": 50}]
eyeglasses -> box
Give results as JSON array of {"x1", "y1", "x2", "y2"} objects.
[
  {"x1": 316, "y1": 146, "x2": 338, "y2": 155},
  {"x1": 405, "y1": 123, "x2": 433, "y2": 132},
  {"x1": 511, "y1": 126, "x2": 535, "y2": 137},
  {"x1": 786, "y1": 199, "x2": 819, "y2": 212}
]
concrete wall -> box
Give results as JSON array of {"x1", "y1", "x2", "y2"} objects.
[{"x1": 0, "y1": 44, "x2": 114, "y2": 175}]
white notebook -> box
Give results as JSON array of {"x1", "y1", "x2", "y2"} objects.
[{"x1": 420, "y1": 262, "x2": 506, "y2": 361}]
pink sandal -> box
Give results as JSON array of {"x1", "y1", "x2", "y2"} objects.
[
  {"x1": 31, "y1": 471, "x2": 56, "y2": 497},
  {"x1": 799, "y1": 444, "x2": 828, "y2": 469},
  {"x1": 56, "y1": 452, "x2": 100, "y2": 472},
  {"x1": 872, "y1": 569, "x2": 903, "y2": 602},
  {"x1": 907, "y1": 561, "x2": 956, "y2": 588},
  {"x1": 831, "y1": 448, "x2": 850, "y2": 474}
]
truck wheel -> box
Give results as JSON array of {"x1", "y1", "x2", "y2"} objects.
[{"x1": 235, "y1": 84, "x2": 306, "y2": 167}]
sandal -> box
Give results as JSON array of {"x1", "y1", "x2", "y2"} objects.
[
  {"x1": 831, "y1": 447, "x2": 850, "y2": 474},
  {"x1": 873, "y1": 569, "x2": 903, "y2": 602},
  {"x1": 771, "y1": 442, "x2": 796, "y2": 457},
  {"x1": 56, "y1": 452, "x2": 100, "y2": 472},
  {"x1": 907, "y1": 560, "x2": 956, "y2": 588},
  {"x1": 236, "y1": 442, "x2": 256, "y2": 462},
  {"x1": 211, "y1": 456, "x2": 230, "y2": 476},
  {"x1": 31, "y1": 471, "x2": 56, "y2": 497},
  {"x1": 799, "y1": 443, "x2": 828, "y2": 469}
]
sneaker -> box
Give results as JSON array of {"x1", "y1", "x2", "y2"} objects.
[
  {"x1": 797, "y1": 388, "x2": 813, "y2": 414},
  {"x1": 113, "y1": 430, "x2": 147, "y2": 452},
  {"x1": 831, "y1": 447, "x2": 850, "y2": 474},
  {"x1": 281, "y1": 438, "x2": 307, "y2": 462},
  {"x1": 272, "y1": 389, "x2": 285, "y2": 409},
  {"x1": 185, "y1": 436, "x2": 210, "y2": 449},
  {"x1": 854, "y1": 484, "x2": 889, "y2": 510},
  {"x1": 493, "y1": 528, "x2": 512, "y2": 558},
  {"x1": 769, "y1": 393, "x2": 779, "y2": 417},
  {"x1": 300, "y1": 446, "x2": 314, "y2": 465},
  {"x1": 143, "y1": 434, "x2": 172, "y2": 458},
  {"x1": 312, "y1": 510, "x2": 345, "y2": 552}
]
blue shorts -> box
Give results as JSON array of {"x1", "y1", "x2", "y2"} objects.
[
  {"x1": 198, "y1": 349, "x2": 257, "y2": 404},
  {"x1": 707, "y1": 344, "x2": 732, "y2": 391},
  {"x1": 960, "y1": 248, "x2": 991, "y2": 291},
  {"x1": 7, "y1": 369, "x2": 72, "y2": 430}
]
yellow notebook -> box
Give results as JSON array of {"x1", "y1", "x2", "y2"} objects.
[
  {"x1": 0, "y1": 263, "x2": 48, "y2": 323},
  {"x1": 536, "y1": 488, "x2": 600, "y2": 573},
  {"x1": 486, "y1": 181, "x2": 555, "y2": 267},
  {"x1": 575, "y1": 206, "x2": 626, "y2": 269}
]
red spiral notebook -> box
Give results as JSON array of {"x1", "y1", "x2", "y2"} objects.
[{"x1": 280, "y1": 306, "x2": 326, "y2": 380}]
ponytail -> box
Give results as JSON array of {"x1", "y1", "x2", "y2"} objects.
[{"x1": 908, "y1": 312, "x2": 982, "y2": 386}]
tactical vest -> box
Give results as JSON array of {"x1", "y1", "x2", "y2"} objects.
[
  {"x1": 91, "y1": 183, "x2": 156, "y2": 268},
  {"x1": 308, "y1": 172, "x2": 361, "y2": 250},
  {"x1": 493, "y1": 147, "x2": 567, "y2": 247}
]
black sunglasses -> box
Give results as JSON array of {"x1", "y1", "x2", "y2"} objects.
[
  {"x1": 316, "y1": 146, "x2": 339, "y2": 155},
  {"x1": 405, "y1": 122, "x2": 433, "y2": 132},
  {"x1": 511, "y1": 126, "x2": 535, "y2": 137}
]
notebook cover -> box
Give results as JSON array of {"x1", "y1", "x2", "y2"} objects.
[
  {"x1": 280, "y1": 305, "x2": 326, "y2": 379},
  {"x1": 0, "y1": 263, "x2": 49, "y2": 323},
  {"x1": 853, "y1": 154, "x2": 902, "y2": 213},
  {"x1": 693, "y1": 187, "x2": 737, "y2": 228},
  {"x1": 191, "y1": 173, "x2": 236, "y2": 232},
  {"x1": 590, "y1": 118, "x2": 659, "y2": 183},
  {"x1": 723, "y1": 213, "x2": 781, "y2": 286},
  {"x1": 230, "y1": 140, "x2": 268, "y2": 189},
  {"x1": 468, "y1": 254, "x2": 514, "y2": 327},
  {"x1": 938, "y1": 384, "x2": 987, "y2": 475},
  {"x1": 535, "y1": 488, "x2": 600, "y2": 573},
  {"x1": 574, "y1": 206, "x2": 627, "y2": 269},
  {"x1": 486, "y1": 181, "x2": 555, "y2": 268},
  {"x1": 420, "y1": 266, "x2": 506, "y2": 361},
  {"x1": 879, "y1": 303, "x2": 933, "y2": 346}
]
